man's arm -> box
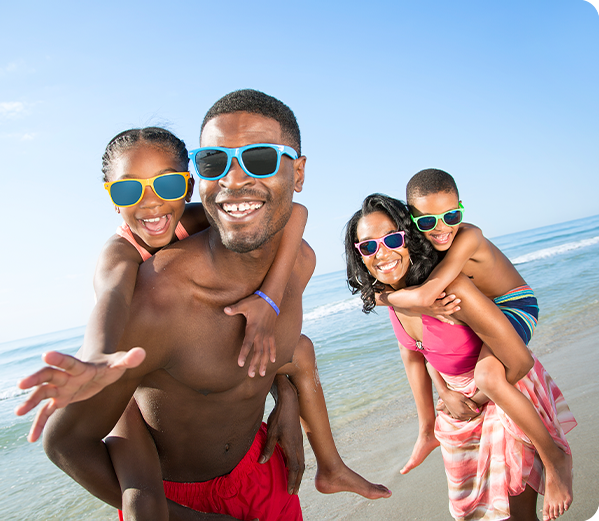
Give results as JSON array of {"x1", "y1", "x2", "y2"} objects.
[
  {"x1": 260, "y1": 374, "x2": 304, "y2": 495},
  {"x1": 44, "y1": 371, "x2": 143, "y2": 507}
]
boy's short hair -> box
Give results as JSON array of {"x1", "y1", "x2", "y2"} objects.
[
  {"x1": 406, "y1": 168, "x2": 459, "y2": 203},
  {"x1": 200, "y1": 89, "x2": 301, "y2": 155}
]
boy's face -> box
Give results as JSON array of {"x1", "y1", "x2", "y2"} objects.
[
  {"x1": 409, "y1": 191, "x2": 461, "y2": 252},
  {"x1": 110, "y1": 146, "x2": 192, "y2": 252}
]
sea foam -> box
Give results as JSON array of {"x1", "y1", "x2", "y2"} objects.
[
  {"x1": 510, "y1": 235, "x2": 599, "y2": 265},
  {"x1": 303, "y1": 297, "x2": 362, "y2": 323}
]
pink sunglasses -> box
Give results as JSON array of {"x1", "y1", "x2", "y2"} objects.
[{"x1": 354, "y1": 231, "x2": 406, "y2": 257}]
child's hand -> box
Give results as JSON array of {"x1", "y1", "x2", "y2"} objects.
[
  {"x1": 426, "y1": 292, "x2": 461, "y2": 325},
  {"x1": 15, "y1": 348, "x2": 146, "y2": 442},
  {"x1": 436, "y1": 388, "x2": 480, "y2": 422},
  {"x1": 224, "y1": 294, "x2": 278, "y2": 377}
]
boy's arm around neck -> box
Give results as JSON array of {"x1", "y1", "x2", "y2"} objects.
[{"x1": 385, "y1": 224, "x2": 484, "y2": 310}]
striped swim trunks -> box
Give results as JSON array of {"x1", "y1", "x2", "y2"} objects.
[{"x1": 493, "y1": 285, "x2": 539, "y2": 345}]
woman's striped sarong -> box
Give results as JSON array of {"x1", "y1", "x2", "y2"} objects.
[{"x1": 434, "y1": 354, "x2": 576, "y2": 521}]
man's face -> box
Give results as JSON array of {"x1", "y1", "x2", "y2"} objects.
[{"x1": 198, "y1": 112, "x2": 305, "y2": 253}]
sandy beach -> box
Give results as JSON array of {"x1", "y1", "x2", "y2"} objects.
[{"x1": 298, "y1": 312, "x2": 599, "y2": 520}]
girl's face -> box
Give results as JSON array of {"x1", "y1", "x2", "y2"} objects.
[
  {"x1": 409, "y1": 191, "x2": 461, "y2": 252},
  {"x1": 109, "y1": 145, "x2": 192, "y2": 252},
  {"x1": 356, "y1": 211, "x2": 410, "y2": 290}
]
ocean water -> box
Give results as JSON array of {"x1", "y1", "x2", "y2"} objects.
[{"x1": 1, "y1": 214, "x2": 598, "y2": 520}]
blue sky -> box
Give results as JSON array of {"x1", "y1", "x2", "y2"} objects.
[{"x1": 1, "y1": 0, "x2": 597, "y2": 342}]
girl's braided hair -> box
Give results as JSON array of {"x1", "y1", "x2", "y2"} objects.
[{"x1": 101, "y1": 127, "x2": 189, "y2": 182}]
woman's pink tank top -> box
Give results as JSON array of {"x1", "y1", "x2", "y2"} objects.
[{"x1": 388, "y1": 307, "x2": 482, "y2": 375}]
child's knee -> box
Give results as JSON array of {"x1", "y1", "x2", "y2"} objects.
[
  {"x1": 295, "y1": 334, "x2": 316, "y2": 366},
  {"x1": 474, "y1": 356, "x2": 507, "y2": 394},
  {"x1": 444, "y1": 273, "x2": 473, "y2": 296}
]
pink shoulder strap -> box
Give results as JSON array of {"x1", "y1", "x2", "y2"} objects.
[
  {"x1": 115, "y1": 223, "x2": 152, "y2": 262},
  {"x1": 175, "y1": 221, "x2": 189, "y2": 240}
]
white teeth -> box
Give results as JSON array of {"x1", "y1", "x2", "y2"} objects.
[
  {"x1": 222, "y1": 202, "x2": 263, "y2": 213},
  {"x1": 143, "y1": 217, "x2": 162, "y2": 222},
  {"x1": 378, "y1": 260, "x2": 398, "y2": 271}
]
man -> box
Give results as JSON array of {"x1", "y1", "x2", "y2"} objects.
[{"x1": 43, "y1": 89, "x2": 315, "y2": 520}]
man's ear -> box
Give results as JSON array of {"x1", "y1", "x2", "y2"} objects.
[
  {"x1": 185, "y1": 175, "x2": 195, "y2": 202},
  {"x1": 293, "y1": 156, "x2": 306, "y2": 193}
]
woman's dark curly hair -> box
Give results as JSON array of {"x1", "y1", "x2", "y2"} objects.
[{"x1": 345, "y1": 193, "x2": 439, "y2": 313}]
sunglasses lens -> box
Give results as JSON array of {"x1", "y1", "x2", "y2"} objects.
[
  {"x1": 153, "y1": 174, "x2": 187, "y2": 200},
  {"x1": 443, "y1": 210, "x2": 463, "y2": 226},
  {"x1": 383, "y1": 232, "x2": 405, "y2": 249},
  {"x1": 196, "y1": 149, "x2": 228, "y2": 179},
  {"x1": 241, "y1": 146, "x2": 279, "y2": 176},
  {"x1": 358, "y1": 240, "x2": 378, "y2": 256},
  {"x1": 110, "y1": 180, "x2": 143, "y2": 207},
  {"x1": 416, "y1": 216, "x2": 437, "y2": 231}
]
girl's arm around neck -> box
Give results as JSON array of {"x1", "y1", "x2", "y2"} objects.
[
  {"x1": 81, "y1": 236, "x2": 144, "y2": 359},
  {"x1": 259, "y1": 202, "x2": 308, "y2": 306},
  {"x1": 225, "y1": 203, "x2": 309, "y2": 377}
]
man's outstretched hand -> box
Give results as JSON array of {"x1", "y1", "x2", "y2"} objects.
[{"x1": 14, "y1": 348, "x2": 146, "y2": 442}]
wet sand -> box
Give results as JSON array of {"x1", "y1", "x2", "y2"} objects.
[{"x1": 298, "y1": 320, "x2": 599, "y2": 520}]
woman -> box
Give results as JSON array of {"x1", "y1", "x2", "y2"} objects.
[{"x1": 344, "y1": 193, "x2": 575, "y2": 521}]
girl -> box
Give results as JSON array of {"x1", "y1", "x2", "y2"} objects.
[{"x1": 345, "y1": 193, "x2": 576, "y2": 521}]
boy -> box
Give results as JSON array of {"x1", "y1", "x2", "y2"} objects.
[{"x1": 387, "y1": 168, "x2": 574, "y2": 521}]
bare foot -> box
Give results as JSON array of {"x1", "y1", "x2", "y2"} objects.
[
  {"x1": 315, "y1": 463, "x2": 391, "y2": 499},
  {"x1": 542, "y1": 450, "x2": 573, "y2": 521},
  {"x1": 400, "y1": 431, "x2": 440, "y2": 474}
]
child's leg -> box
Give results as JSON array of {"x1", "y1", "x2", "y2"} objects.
[
  {"x1": 105, "y1": 397, "x2": 168, "y2": 521},
  {"x1": 474, "y1": 345, "x2": 572, "y2": 521},
  {"x1": 290, "y1": 335, "x2": 391, "y2": 499}
]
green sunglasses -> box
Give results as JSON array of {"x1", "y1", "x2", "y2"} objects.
[{"x1": 411, "y1": 202, "x2": 464, "y2": 232}]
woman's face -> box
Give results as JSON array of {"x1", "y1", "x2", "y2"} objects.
[{"x1": 356, "y1": 211, "x2": 410, "y2": 290}]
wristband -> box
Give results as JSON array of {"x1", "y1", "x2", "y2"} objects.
[{"x1": 254, "y1": 290, "x2": 280, "y2": 316}]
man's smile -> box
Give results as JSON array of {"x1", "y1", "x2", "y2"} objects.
[{"x1": 221, "y1": 201, "x2": 264, "y2": 218}]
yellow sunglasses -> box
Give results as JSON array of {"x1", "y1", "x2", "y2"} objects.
[{"x1": 104, "y1": 172, "x2": 191, "y2": 208}]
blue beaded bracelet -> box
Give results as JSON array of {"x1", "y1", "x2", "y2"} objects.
[{"x1": 254, "y1": 290, "x2": 280, "y2": 316}]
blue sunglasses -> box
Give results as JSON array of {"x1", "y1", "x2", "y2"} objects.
[{"x1": 188, "y1": 143, "x2": 298, "y2": 181}]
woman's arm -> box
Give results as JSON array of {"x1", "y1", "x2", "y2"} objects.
[
  {"x1": 398, "y1": 345, "x2": 440, "y2": 474},
  {"x1": 225, "y1": 203, "x2": 309, "y2": 376}
]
